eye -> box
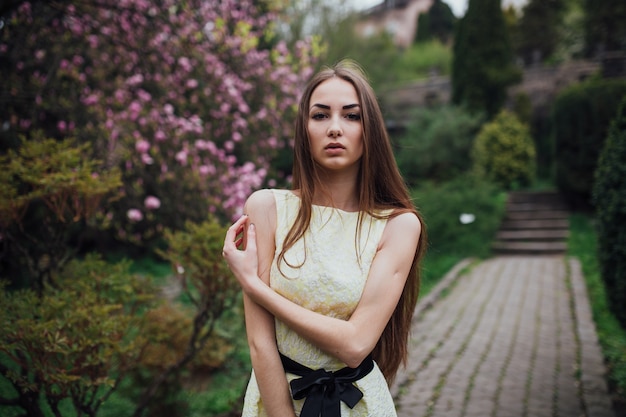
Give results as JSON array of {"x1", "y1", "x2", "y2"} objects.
[
  {"x1": 346, "y1": 112, "x2": 361, "y2": 121},
  {"x1": 311, "y1": 112, "x2": 327, "y2": 120}
]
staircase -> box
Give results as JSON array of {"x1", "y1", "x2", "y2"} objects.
[{"x1": 492, "y1": 191, "x2": 570, "y2": 255}]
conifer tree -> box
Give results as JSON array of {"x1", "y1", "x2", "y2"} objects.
[
  {"x1": 515, "y1": 0, "x2": 566, "y2": 65},
  {"x1": 452, "y1": 0, "x2": 521, "y2": 118},
  {"x1": 415, "y1": 0, "x2": 457, "y2": 44},
  {"x1": 583, "y1": 0, "x2": 626, "y2": 57}
]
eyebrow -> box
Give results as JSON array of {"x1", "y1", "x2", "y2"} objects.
[{"x1": 310, "y1": 103, "x2": 361, "y2": 110}]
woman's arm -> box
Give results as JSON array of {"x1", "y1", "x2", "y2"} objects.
[
  {"x1": 237, "y1": 190, "x2": 296, "y2": 417},
  {"x1": 224, "y1": 210, "x2": 421, "y2": 368}
]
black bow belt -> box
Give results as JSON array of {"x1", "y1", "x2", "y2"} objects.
[{"x1": 279, "y1": 352, "x2": 374, "y2": 417}]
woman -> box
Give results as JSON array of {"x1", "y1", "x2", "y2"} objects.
[{"x1": 223, "y1": 60, "x2": 426, "y2": 417}]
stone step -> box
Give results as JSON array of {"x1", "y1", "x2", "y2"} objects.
[
  {"x1": 506, "y1": 202, "x2": 569, "y2": 212},
  {"x1": 496, "y1": 229, "x2": 570, "y2": 241},
  {"x1": 492, "y1": 241, "x2": 567, "y2": 255},
  {"x1": 505, "y1": 210, "x2": 570, "y2": 221},
  {"x1": 499, "y1": 219, "x2": 569, "y2": 230},
  {"x1": 494, "y1": 191, "x2": 569, "y2": 255},
  {"x1": 507, "y1": 191, "x2": 567, "y2": 205}
]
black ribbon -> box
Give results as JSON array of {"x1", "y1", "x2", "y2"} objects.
[{"x1": 279, "y1": 353, "x2": 374, "y2": 417}]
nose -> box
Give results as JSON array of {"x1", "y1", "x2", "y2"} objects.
[{"x1": 327, "y1": 117, "x2": 342, "y2": 138}]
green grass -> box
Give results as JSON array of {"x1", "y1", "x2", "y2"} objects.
[{"x1": 568, "y1": 213, "x2": 626, "y2": 412}]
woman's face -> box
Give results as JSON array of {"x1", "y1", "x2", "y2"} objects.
[{"x1": 307, "y1": 77, "x2": 364, "y2": 176}]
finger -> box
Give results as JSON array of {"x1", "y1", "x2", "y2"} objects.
[
  {"x1": 246, "y1": 223, "x2": 257, "y2": 253},
  {"x1": 224, "y1": 215, "x2": 248, "y2": 249}
]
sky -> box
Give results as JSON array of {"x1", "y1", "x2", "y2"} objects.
[{"x1": 352, "y1": 0, "x2": 528, "y2": 17}]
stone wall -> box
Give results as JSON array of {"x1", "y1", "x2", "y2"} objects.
[{"x1": 380, "y1": 60, "x2": 602, "y2": 129}]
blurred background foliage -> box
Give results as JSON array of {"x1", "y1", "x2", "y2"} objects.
[{"x1": 1, "y1": 0, "x2": 626, "y2": 415}]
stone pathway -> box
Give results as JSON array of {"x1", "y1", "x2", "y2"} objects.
[{"x1": 391, "y1": 256, "x2": 614, "y2": 417}]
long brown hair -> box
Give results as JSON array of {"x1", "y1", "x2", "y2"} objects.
[{"x1": 280, "y1": 60, "x2": 427, "y2": 384}]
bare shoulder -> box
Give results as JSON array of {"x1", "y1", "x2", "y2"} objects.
[
  {"x1": 244, "y1": 189, "x2": 277, "y2": 236},
  {"x1": 379, "y1": 211, "x2": 422, "y2": 249},
  {"x1": 244, "y1": 189, "x2": 276, "y2": 215},
  {"x1": 387, "y1": 211, "x2": 422, "y2": 234}
]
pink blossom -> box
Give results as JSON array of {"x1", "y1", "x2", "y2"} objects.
[
  {"x1": 154, "y1": 130, "x2": 167, "y2": 141},
  {"x1": 144, "y1": 196, "x2": 161, "y2": 210},
  {"x1": 141, "y1": 153, "x2": 154, "y2": 165},
  {"x1": 175, "y1": 150, "x2": 188, "y2": 165},
  {"x1": 197, "y1": 140, "x2": 213, "y2": 150},
  {"x1": 83, "y1": 94, "x2": 99, "y2": 105},
  {"x1": 178, "y1": 56, "x2": 192, "y2": 72},
  {"x1": 88, "y1": 35, "x2": 99, "y2": 48},
  {"x1": 135, "y1": 139, "x2": 150, "y2": 153},
  {"x1": 5, "y1": 0, "x2": 317, "y2": 237},
  {"x1": 126, "y1": 73, "x2": 144, "y2": 86},
  {"x1": 199, "y1": 164, "x2": 216, "y2": 175},
  {"x1": 127, "y1": 209, "x2": 143, "y2": 222},
  {"x1": 137, "y1": 89, "x2": 152, "y2": 102}
]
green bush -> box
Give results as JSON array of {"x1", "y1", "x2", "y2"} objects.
[
  {"x1": 472, "y1": 110, "x2": 536, "y2": 189},
  {"x1": 568, "y1": 213, "x2": 626, "y2": 408},
  {"x1": 394, "y1": 40, "x2": 453, "y2": 82},
  {"x1": 412, "y1": 177, "x2": 506, "y2": 258},
  {"x1": 552, "y1": 77, "x2": 626, "y2": 207},
  {"x1": 592, "y1": 97, "x2": 626, "y2": 328},
  {"x1": 395, "y1": 105, "x2": 485, "y2": 183},
  {"x1": 0, "y1": 255, "x2": 157, "y2": 417}
]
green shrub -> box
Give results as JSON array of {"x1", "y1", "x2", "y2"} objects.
[
  {"x1": 0, "y1": 255, "x2": 157, "y2": 417},
  {"x1": 568, "y1": 213, "x2": 626, "y2": 407},
  {"x1": 552, "y1": 77, "x2": 626, "y2": 207},
  {"x1": 394, "y1": 40, "x2": 453, "y2": 82},
  {"x1": 511, "y1": 91, "x2": 532, "y2": 125},
  {"x1": 592, "y1": 97, "x2": 626, "y2": 328},
  {"x1": 395, "y1": 105, "x2": 484, "y2": 183},
  {"x1": 472, "y1": 110, "x2": 536, "y2": 189},
  {"x1": 0, "y1": 133, "x2": 121, "y2": 290},
  {"x1": 412, "y1": 177, "x2": 506, "y2": 259}
]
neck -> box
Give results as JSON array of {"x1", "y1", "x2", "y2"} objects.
[{"x1": 312, "y1": 169, "x2": 359, "y2": 212}]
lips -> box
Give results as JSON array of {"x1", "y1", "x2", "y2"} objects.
[{"x1": 325, "y1": 142, "x2": 345, "y2": 150}]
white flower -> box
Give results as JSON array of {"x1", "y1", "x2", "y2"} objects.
[{"x1": 459, "y1": 213, "x2": 476, "y2": 225}]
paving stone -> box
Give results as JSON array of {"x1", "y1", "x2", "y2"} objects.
[{"x1": 392, "y1": 256, "x2": 615, "y2": 417}]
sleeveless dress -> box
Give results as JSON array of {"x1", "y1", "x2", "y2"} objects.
[{"x1": 241, "y1": 189, "x2": 398, "y2": 417}]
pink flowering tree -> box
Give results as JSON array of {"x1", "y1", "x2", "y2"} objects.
[{"x1": 1, "y1": 0, "x2": 317, "y2": 248}]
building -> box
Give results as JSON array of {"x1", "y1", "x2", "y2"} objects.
[{"x1": 355, "y1": 0, "x2": 434, "y2": 48}]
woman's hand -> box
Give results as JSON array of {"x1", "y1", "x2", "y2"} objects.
[{"x1": 223, "y1": 214, "x2": 261, "y2": 293}]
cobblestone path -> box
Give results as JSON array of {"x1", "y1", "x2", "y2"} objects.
[{"x1": 391, "y1": 256, "x2": 614, "y2": 417}]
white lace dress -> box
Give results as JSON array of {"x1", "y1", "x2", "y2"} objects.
[{"x1": 241, "y1": 189, "x2": 397, "y2": 417}]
